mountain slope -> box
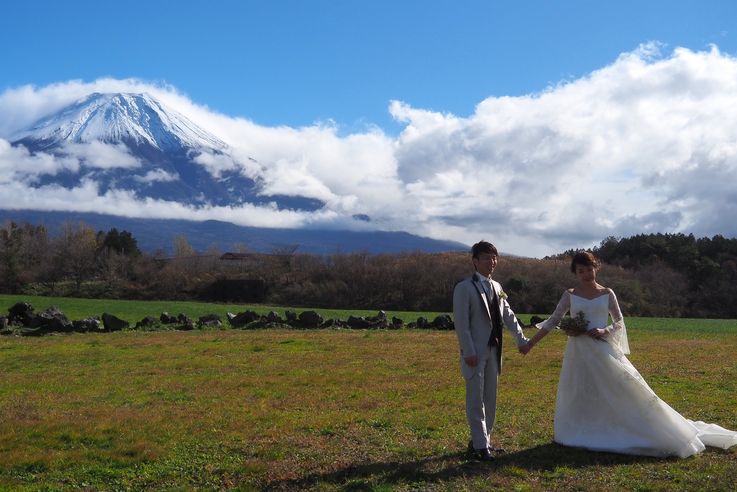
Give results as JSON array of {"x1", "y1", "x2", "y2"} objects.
[
  {"x1": 12, "y1": 92, "x2": 228, "y2": 152},
  {"x1": 11, "y1": 92, "x2": 324, "y2": 210},
  {"x1": 0, "y1": 209, "x2": 468, "y2": 254}
]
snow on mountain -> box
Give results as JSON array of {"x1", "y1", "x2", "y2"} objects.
[
  {"x1": 1, "y1": 91, "x2": 466, "y2": 253},
  {"x1": 9, "y1": 92, "x2": 324, "y2": 211},
  {"x1": 12, "y1": 92, "x2": 228, "y2": 153}
]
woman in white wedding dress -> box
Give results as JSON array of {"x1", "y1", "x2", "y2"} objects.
[{"x1": 524, "y1": 251, "x2": 737, "y2": 458}]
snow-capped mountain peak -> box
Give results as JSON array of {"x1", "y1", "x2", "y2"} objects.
[{"x1": 13, "y1": 92, "x2": 228, "y2": 153}]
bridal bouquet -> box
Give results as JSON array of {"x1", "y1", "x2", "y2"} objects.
[{"x1": 558, "y1": 311, "x2": 589, "y2": 337}]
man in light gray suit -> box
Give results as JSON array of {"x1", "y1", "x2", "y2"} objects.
[{"x1": 453, "y1": 240, "x2": 530, "y2": 461}]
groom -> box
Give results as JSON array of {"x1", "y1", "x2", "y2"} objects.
[{"x1": 452, "y1": 240, "x2": 530, "y2": 461}]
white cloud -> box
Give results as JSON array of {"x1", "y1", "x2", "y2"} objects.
[
  {"x1": 0, "y1": 138, "x2": 79, "y2": 184},
  {"x1": 134, "y1": 169, "x2": 180, "y2": 184},
  {"x1": 60, "y1": 141, "x2": 141, "y2": 169},
  {"x1": 2, "y1": 44, "x2": 737, "y2": 256}
]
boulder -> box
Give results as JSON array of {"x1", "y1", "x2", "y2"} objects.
[
  {"x1": 431, "y1": 314, "x2": 454, "y2": 330},
  {"x1": 135, "y1": 316, "x2": 158, "y2": 329},
  {"x1": 264, "y1": 311, "x2": 283, "y2": 323},
  {"x1": 346, "y1": 315, "x2": 371, "y2": 329},
  {"x1": 285, "y1": 310, "x2": 298, "y2": 324},
  {"x1": 391, "y1": 316, "x2": 404, "y2": 329},
  {"x1": 198, "y1": 313, "x2": 222, "y2": 328},
  {"x1": 27, "y1": 307, "x2": 73, "y2": 334},
  {"x1": 228, "y1": 310, "x2": 260, "y2": 328},
  {"x1": 102, "y1": 313, "x2": 129, "y2": 332},
  {"x1": 297, "y1": 310, "x2": 323, "y2": 328},
  {"x1": 72, "y1": 318, "x2": 101, "y2": 333},
  {"x1": 8, "y1": 302, "x2": 34, "y2": 325},
  {"x1": 160, "y1": 312, "x2": 178, "y2": 324}
]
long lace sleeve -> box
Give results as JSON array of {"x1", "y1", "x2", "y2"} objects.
[
  {"x1": 535, "y1": 291, "x2": 571, "y2": 331},
  {"x1": 605, "y1": 289, "x2": 625, "y2": 332},
  {"x1": 605, "y1": 289, "x2": 630, "y2": 354}
]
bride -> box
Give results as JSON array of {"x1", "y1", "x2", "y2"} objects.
[{"x1": 524, "y1": 251, "x2": 737, "y2": 458}]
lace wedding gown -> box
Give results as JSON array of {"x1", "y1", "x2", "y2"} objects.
[{"x1": 537, "y1": 290, "x2": 737, "y2": 458}]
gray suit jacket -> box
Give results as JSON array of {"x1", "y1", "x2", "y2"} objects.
[{"x1": 452, "y1": 272, "x2": 528, "y2": 379}]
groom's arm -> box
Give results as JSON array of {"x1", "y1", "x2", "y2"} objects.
[
  {"x1": 452, "y1": 282, "x2": 477, "y2": 364},
  {"x1": 499, "y1": 296, "x2": 530, "y2": 349}
]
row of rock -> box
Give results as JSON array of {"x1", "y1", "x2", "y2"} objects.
[
  {"x1": 226, "y1": 309, "x2": 454, "y2": 331},
  {"x1": 0, "y1": 302, "x2": 456, "y2": 337}
]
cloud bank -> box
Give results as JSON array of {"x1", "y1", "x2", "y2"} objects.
[{"x1": 2, "y1": 43, "x2": 737, "y2": 257}]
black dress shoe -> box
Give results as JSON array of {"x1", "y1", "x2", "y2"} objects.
[
  {"x1": 472, "y1": 447, "x2": 495, "y2": 461},
  {"x1": 489, "y1": 445, "x2": 506, "y2": 454},
  {"x1": 467, "y1": 441, "x2": 494, "y2": 461}
]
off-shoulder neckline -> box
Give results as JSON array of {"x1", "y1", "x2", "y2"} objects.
[{"x1": 568, "y1": 291, "x2": 610, "y2": 301}]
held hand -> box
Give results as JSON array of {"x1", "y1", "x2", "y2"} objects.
[
  {"x1": 464, "y1": 355, "x2": 479, "y2": 367},
  {"x1": 518, "y1": 342, "x2": 532, "y2": 355}
]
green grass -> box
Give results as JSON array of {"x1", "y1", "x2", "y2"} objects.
[{"x1": 0, "y1": 295, "x2": 736, "y2": 490}]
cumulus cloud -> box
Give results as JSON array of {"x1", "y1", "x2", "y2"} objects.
[
  {"x1": 387, "y1": 43, "x2": 737, "y2": 255},
  {"x1": 2, "y1": 43, "x2": 737, "y2": 256}
]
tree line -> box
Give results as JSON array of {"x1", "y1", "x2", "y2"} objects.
[{"x1": 2, "y1": 221, "x2": 735, "y2": 318}]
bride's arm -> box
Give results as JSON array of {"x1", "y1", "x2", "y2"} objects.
[
  {"x1": 599, "y1": 289, "x2": 631, "y2": 353},
  {"x1": 526, "y1": 291, "x2": 571, "y2": 350},
  {"x1": 604, "y1": 289, "x2": 625, "y2": 334}
]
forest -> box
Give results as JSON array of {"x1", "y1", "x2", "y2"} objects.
[{"x1": 2, "y1": 221, "x2": 736, "y2": 318}]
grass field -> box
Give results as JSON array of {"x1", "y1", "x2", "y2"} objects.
[{"x1": 0, "y1": 295, "x2": 736, "y2": 490}]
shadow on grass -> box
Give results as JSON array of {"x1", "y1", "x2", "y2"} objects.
[{"x1": 264, "y1": 442, "x2": 661, "y2": 490}]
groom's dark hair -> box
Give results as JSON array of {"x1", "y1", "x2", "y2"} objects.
[{"x1": 472, "y1": 240, "x2": 498, "y2": 259}]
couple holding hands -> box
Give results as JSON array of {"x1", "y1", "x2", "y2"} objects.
[{"x1": 453, "y1": 240, "x2": 737, "y2": 461}]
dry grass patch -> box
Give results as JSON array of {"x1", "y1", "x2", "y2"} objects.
[{"x1": 0, "y1": 326, "x2": 736, "y2": 490}]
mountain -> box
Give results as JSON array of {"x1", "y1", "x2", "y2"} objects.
[
  {"x1": 12, "y1": 92, "x2": 227, "y2": 152},
  {"x1": 6, "y1": 91, "x2": 466, "y2": 254},
  {"x1": 11, "y1": 92, "x2": 323, "y2": 210},
  {"x1": 0, "y1": 210, "x2": 468, "y2": 255}
]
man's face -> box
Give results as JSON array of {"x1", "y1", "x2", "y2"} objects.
[{"x1": 473, "y1": 252, "x2": 498, "y2": 277}]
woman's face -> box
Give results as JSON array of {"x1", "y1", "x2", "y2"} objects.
[{"x1": 575, "y1": 264, "x2": 597, "y2": 283}]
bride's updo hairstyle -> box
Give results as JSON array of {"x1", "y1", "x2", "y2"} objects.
[{"x1": 570, "y1": 251, "x2": 601, "y2": 273}]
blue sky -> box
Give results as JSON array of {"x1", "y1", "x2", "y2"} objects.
[
  {"x1": 3, "y1": 1, "x2": 737, "y2": 256},
  {"x1": 4, "y1": 1, "x2": 736, "y2": 132}
]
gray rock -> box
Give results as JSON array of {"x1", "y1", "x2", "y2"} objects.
[
  {"x1": 346, "y1": 315, "x2": 371, "y2": 329},
  {"x1": 298, "y1": 310, "x2": 324, "y2": 328},
  {"x1": 135, "y1": 316, "x2": 158, "y2": 329},
  {"x1": 229, "y1": 310, "x2": 260, "y2": 328},
  {"x1": 102, "y1": 313, "x2": 129, "y2": 332},
  {"x1": 8, "y1": 302, "x2": 34, "y2": 325},
  {"x1": 72, "y1": 318, "x2": 101, "y2": 333},
  {"x1": 431, "y1": 314, "x2": 453, "y2": 330},
  {"x1": 198, "y1": 313, "x2": 222, "y2": 328}
]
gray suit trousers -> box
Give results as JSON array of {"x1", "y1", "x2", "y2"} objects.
[{"x1": 465, "y1": 346, "x2": 500, "y2": 450}]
